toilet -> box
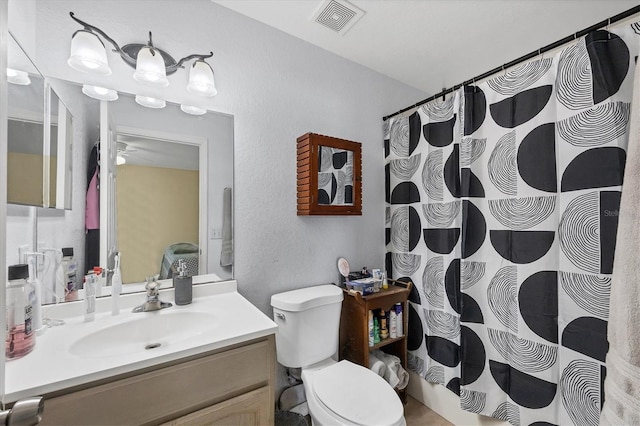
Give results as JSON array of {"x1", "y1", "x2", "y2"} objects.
[{"x1": 271, "y1": 284, "x2": 406, "y2": 426}]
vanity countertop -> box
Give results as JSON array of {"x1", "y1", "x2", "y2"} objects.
[{"x1": 4, "y1": 279, "x2": 277, "y2": 403}]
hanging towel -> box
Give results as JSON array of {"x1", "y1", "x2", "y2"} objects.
[
  {"x1": 368, "y1": 351, "x2": 387, "y2": 378},
  {"x1": 220, "y1": 187, "x2": 234, "y2": 267},
  {"x1": 600, "y1": 49, "x2": 640, "y2": 426},
  {"x1": 371, "y1": 349, "x2": 409, "y2": 390}
]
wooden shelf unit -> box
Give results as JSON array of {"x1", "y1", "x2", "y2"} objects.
[{"x1": 339, "y1": 281, "x2": 411, "y2": 402}]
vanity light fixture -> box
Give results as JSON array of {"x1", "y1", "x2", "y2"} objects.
[
  {"x1": 67, "y1": 12, "x2": 216, "y2": 94},
  {"x1": 187, "y1": 60, "x2": 217, "y2": 96},
  {"x1": 82, "y1": 84, "x2": 118, "y2": 101},
  {"x1": 180, "y1": 104, "x2": 207, "y2": 115},
  {"x1": 7, "y1": 68, "x2": 31, "y2": 85},
  {"x1": 135, "y1": 95, "x2": 166, "y2": 109}
]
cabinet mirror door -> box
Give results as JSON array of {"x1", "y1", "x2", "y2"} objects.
[{"x1": 297, "y1": 133, "x2": 361, "y2": 216}]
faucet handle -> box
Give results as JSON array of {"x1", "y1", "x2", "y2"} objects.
[{"x1": 145, "y1": 276, "x2": 160, "y2": 295}]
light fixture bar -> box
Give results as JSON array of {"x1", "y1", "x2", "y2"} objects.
[{"x1": 69, "y1": 12, "x2": 214, "y2": 75}]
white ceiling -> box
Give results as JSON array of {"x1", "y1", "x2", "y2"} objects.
[{"x1": 214, "y1": 0, "x2": 640, "y2": 96}]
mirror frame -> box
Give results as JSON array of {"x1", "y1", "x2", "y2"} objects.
[{"x1": 296, "y1": 132, "x2": 362, "y2": 216}]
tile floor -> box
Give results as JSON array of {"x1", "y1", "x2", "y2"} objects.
[{"x1": 405, "y1": 396, "x2": 454, "y2": 426}]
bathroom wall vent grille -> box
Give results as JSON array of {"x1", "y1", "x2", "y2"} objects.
[{"x1": 311, "y1": 0, "x2": 365, "y2": 36}]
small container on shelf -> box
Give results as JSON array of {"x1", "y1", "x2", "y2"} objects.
[
  {"x1": 345, "y1": 278, "x2": 376, "y2": 295},
  {"x1": 379, "y1": 309, "x2": 389, "y2": 340}
]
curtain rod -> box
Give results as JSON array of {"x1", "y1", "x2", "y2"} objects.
[{"x1": 383, "y1": 5, "x2": 640, "y2": 122}]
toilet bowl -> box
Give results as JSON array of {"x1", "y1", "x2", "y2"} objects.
[
  {"x1": 302, "y1": 359, "x2": 405, "y2": 426},
  {"x1": 271, "y1": 285, "x2": 406, "y2": 426}
]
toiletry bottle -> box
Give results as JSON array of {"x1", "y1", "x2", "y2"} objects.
[
  {"x1": 6, "y1": 264, "x2": 36, "y2": 359},
  {"x1": 84, "y1": 272, "x2": 97, "y2": 322},
  {"x1": 173, "y1": 259, "x2": 192, "y2": 305},
  {"x1": 26, "y1": 255, "x2": 44, "y2": 335},
  {"x1": 373, "y1": 315, "x2": 380, "y2": 344},
  {"x1": 379, "y1": 309, "x2": 389, "y2": 340},
  {"x1": 382, "y1": 271, "x2": 389, "y2": 290},
  {"x1": 59, "y1": 248, "x2": 78, "y2": 302},
  {"x1": 368, "y1": 310, "x2": 374, "y2": 347},
  {"x1": 395, "y1": 303, "x2": 403, "y2": 337},
  {"x1": 389, "y1": 306, "x2": 398, "y2": 338},
  {"x1": 93, "y1": 266, "x2": 104, "y2": 298},
  {"x1": 111, "y1": 253, "x2": 123, "y2": 315}
]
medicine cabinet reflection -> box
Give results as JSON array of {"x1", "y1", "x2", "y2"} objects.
[{"x1": 7, "y1": 33, "x2": 73, "y2": 210}]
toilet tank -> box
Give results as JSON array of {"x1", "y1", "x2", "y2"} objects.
[{"x1": 271, "y1": 285, "x2": 344, "y2": 368}]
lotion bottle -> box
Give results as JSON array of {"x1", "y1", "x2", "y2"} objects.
[
  {"x1": 173, "y1": 259, "x2": 192, "y2": 305},
  {"x1": 395, "y1": 303, "x2": 403, "y2": 337},
  {"x1": 389, "y1": 307, "x2": 398, "y2": 338}
]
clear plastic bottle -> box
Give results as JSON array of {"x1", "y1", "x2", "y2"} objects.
[
  {"x1": 59, "y1": 247, "x2": 78, "y2": 302},
  {"x1": 6, "y1": 264, "x2": 36, "y2": 359}
]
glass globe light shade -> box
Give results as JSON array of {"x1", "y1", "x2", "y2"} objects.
[
  {"x1": 187, "y1": 60, "x2": 217, "y2": 96},
  {"x1": 67, "y1": 30, "x2": 112, "y2": 75},
  {"x1": 133, "y1": 47, "x2": 169, "y2": 87},
  {"x1": 82, "y1": 84, "x2": 118, "y2": 101},
  {"x1": 7, "y1": 68, "x2": 31, "y2": 85},
  {"x1": 135, "y1": 95, "x2": 166, "y2": 109},
  {"x1": 180, "y1": 104, "x2": 207, "y2": 115}
]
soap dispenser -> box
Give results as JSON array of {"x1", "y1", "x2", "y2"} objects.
[{"x1": 173, "y1": 259, "x2": 192, "y2": 305}]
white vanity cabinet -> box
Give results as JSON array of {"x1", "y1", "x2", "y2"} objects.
[{"x1": 39, "y1": 336, "x2": 275, "y2": 426}]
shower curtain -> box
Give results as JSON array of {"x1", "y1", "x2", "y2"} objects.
[{"x1": 384, "y1": 23, "x2": 639, "y2": 426}]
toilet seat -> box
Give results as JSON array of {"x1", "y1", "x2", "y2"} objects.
[{"x1": 308, "y1": 360, "x2": 404, "y2": 426}]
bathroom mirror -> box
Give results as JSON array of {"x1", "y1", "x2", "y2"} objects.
[
  {"x1": 47, "y1": 88, "x2": 74, "y2": 210},
  {"x1": 29, "y1": 86, "x2": 234, "y2": 295},
  {"x1": 101, "y1": 92, "x2": 234, "y2": 286},
  {"x1": 7, "y1": 32, "x2": 74, "y2": 210},
  {"x1": 7, "y1": 33, "x2": 46, "y2": 207}
]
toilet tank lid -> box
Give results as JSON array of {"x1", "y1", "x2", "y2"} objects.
[{"x1": 271, "y1": 284, "x2": 343, "y2": 311}]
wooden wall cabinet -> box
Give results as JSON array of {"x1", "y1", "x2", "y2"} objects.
[
  {"x1": 339, "y1": 282, "x2": 411, "y2": 402},
  {"x1": 40, "y1": 336, "x2": 275, "y2": 426},
  {"x1": 297, "y1": 132, "x2": 362, "y2": 215}
]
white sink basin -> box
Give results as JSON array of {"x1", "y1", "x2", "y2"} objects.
[{"x1": 69, "y1": 311, "x2": 218, "y2": 358}]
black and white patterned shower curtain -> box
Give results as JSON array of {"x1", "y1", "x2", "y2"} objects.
[{"x1": 384, "y1": 24, "x2": 640, "y2": 426}]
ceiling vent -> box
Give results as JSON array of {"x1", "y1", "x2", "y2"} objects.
[{"x1": 311, "y1": 0, "x2": 365, "y2": 36}]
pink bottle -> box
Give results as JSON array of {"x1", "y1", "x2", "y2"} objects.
[{"x1": 6, "y1": 264, "x2": 36, "y2": 359}]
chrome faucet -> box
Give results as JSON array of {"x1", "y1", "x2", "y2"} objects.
[{"x1": 132, "y1": 277, "x2": 172, "y2": 313}]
